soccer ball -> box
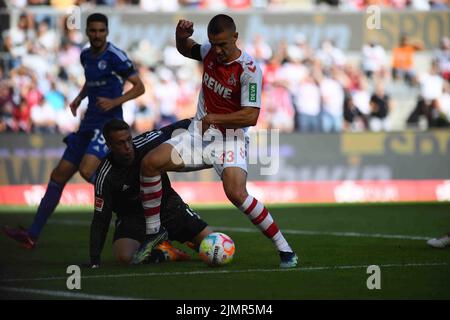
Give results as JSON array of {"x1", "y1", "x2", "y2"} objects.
[{"x1": 199, "y1": 232, "x2": 235, "y2": 266}]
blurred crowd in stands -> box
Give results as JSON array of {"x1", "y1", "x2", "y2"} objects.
[
  {"x1": 0, "y1": 8, "x2": 449, "y2": 135},
  {"x1": 5, "y1": 0, "x2": 450, "y2": 11}
]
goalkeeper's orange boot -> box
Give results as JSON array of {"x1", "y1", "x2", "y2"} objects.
[{"x1": 156, "y1": 241, "x2": 191, "y2": 261}]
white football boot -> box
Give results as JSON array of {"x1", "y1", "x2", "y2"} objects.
[{"x1": 427, "y1": 233, "x2": 450, "y2": 248}]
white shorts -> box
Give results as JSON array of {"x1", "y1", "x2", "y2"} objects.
[{"x1": 165, "y1": 121, "x2": 249, "y2": 178}]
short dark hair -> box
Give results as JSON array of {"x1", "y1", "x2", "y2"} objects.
[
  {"x1": 87, "y1": 13, "x2": 108, "y2": 28},
  {"x1": 102, "y1": 119, "x2": 130, "y2": 143},
  {"x1": 207, "y1": 14, "x2": 236, "y2": 35}
]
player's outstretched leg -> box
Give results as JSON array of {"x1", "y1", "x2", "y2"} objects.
[
  {"x1": 239, "y1": 195, "x2": 298, "y2": 268},
  {"x1": 222, "y1": 168, "x2": 298, "y2": 268}
]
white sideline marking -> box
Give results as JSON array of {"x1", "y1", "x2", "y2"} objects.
[
  {"x1": 0, "y1": 286, "x2": 139, "y2": 300},
  {"x1": 217, "y1": 226, "x2": 431, "y2": 240},
  {"x1": 1, "y1": 262, "x2": 449, "y2": 283},
  {"x1": 50, "y1": 219, "x2": 431, "y2": 240}
]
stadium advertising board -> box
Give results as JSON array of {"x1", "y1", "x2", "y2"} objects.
[
  {"x1": 5, "y1": 9, "x2": 450, "y2": 51},
  {"x1": 0, "y1": 131, "x2": 449, "y2": 204},
  {"x1": 0, "y1": 180, "x2": 449, "y2": 205},
  {"x1": 80, "y1": 10, "x2": 450, "y2": 51},
  {"x1": 245, "y1": 130, "x2": 450, "y2": 182}
]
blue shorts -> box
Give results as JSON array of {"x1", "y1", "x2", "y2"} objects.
[{"x1": 62, "y1": 129, "x2": 109, "y2": 167}]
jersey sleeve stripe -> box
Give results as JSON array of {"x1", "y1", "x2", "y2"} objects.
[
  {"x1": 133, "y1": 132, "x2": 161, "y2": 148},
  {"x1": 98, "y1": 163, "x2": 112, "y2": 195},
  {"x1": 95, "y1": 161, "x2": 112, "y2": 195},
  {"x1": 132, "y1": 131, "x2": 158, "y2": 143},
  {"x1": 108, "y1": 44, "x2": 129, "y2": 62}
]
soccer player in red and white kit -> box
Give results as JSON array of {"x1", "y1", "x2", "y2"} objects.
[{"x1": 133, "y1": 14, "x2": 298, "y2": 268}]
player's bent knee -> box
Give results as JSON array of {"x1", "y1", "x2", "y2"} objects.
[
  {"x1": 50, "y1": 168, "x2": 63, "y2": 183},
  {"x1": 50, "y1": 164, "x2": 73, "y2": 185},
  {"x1": 114, "y1": 247, "x2": 136, "y2": 265},
  {"x1": 116, "y1": 252, "x2": 134, "y2": 265},
  {"x1": 78, "y1": 167, "x2": 93, "y2": 183},
  {"x1": 141, "y1": 152, "x2": 164, "y2": 175},
  {"x1": 113, "y1": 238, "x2": 140, "y2": 264},
  {"x1": 141, "y1": 154, "x2": 155, "y2": 175},
  {"x1": 224, "y1": 189, "x2": 248, "y2": 207}
]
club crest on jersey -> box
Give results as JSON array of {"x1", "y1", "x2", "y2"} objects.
[
  {"x1": 98, "y1": 60, "x2": 107, "y2": 70},
  {"x1": 95, "y1": 197, "x2": 104, "y2": 211},
  {"x1": 227, "y1": 73, "x2": 237, "y2": 86},
  {"x1": 208, "y1": 61, "x2": 214, "y2": 70}
]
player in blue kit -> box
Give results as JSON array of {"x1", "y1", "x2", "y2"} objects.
[{"x1": 3, "y1": 13, "x2": 145, "y2": 249}]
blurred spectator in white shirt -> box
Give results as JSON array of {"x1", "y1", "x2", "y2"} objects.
[
  {"x1": 10, "y1": 0, "x2": 27, "y2": 7},
  {"x1": 320, "y1": 67, "x2": 345, "y2": 132},
  {"x1": 361, "y1": 42, "x2": 387, "y2": 80},
  {"x1": 419, "y1": 61, "x2": 445, "y2": 102},
  {"x1": 276, "y1": 46, "x2": 308, "y2": 97},
  {"x1": 56, "y1": 103, "x2": 80, "y2": 134},
  {"x1": 317, "y1": 40, "x2": 346, "y2": 69},
  {"x1": 295, "y1": 71, "x2": 321, "y2": 132},
  {"x1": 131, "y1": 39, "x2": 161, "y2": 68},
  {"x1": 132, "y1": 65, "x2": 158, "y2": 133},
  {"x1": 57, "y1": 39, "x2": 83, "y2": 80},
  {"x1": 2, "y1": 13, "x2": 35, "y2": 69},
  {"x1": 163, "y1": 40, "x2": 187, "y2": 69},
  {"x1": 410, "y1": 0, "x2": 431, "y2": 10},
  {"x1": 31, "y1": 97, "x2": 57, "y2": 133},
  {"x1": 407, "y1": 60, "x2": 449, "y2": 128},
  {"x1": 154, "y1": 67, "x2": 179, "y2": 128},
  {"x1": 287, "y1": 33, "x2": 313, "y2": 64},
  {"x1": 140, "y1": 0, "x2": 179, "y2": 11},
  {"x1": 36, "y1": 18, "x2": 59, "y2": 54}
]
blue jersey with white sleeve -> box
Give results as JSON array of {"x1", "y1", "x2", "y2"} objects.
[{"x1": 79, "y1": 42, "x2": 137, "y2": 131}]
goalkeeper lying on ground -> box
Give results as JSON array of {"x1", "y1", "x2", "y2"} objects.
[{"x1": 89, "y1": 118, "x2": 213, "y2": 267}]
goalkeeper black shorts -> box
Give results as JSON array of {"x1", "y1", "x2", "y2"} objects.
[{"x1": 113, "y1": 193, "x2": 208, "y2": 244}]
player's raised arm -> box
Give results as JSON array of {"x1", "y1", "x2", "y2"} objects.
[{"x1": 176, "y1": 19, "x2": 201, "y2": 61}]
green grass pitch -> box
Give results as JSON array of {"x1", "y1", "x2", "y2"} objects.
[{"x1": 0, "y1": 202, "x2": 449, "y2": 300}]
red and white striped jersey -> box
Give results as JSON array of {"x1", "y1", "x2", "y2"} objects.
[{"x1": 195, "y1": 43, "x2": 263, "y2": 131}]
